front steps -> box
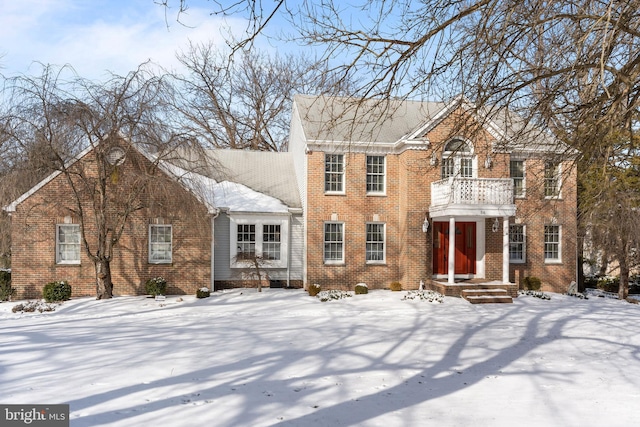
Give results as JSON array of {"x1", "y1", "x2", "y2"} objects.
[
  {"x1": 462, "y1": 288, "x2": 513, "y2": 304},
  {"x1": 429, "y1": 280, "x2": 516, "y2": 304}
]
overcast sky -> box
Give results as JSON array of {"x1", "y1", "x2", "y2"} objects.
[{"x1": 0, "y1": 0, "x2": 254, "y2": 81}]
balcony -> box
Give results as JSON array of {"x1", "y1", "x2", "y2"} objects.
[{"x1": 429, "y1": 178, "x2": 517, "y2": 218}]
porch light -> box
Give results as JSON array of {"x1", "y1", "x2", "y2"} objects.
[
  {"x1": 492, "y1": 217, "x2": 500, "y2": 233},
  {"x1": 422, "y1": 217, "x2": 430, "y2": 232},
  {"x1": 430, "y1": 151, "x2": 438, "y2": 166},
  {"x1": 484, "y1": 154, "x2": 493, "y2": 169}
]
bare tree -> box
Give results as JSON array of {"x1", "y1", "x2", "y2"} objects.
[
  {"x1": 1, "y1": 64, "x2": 208, "y2": 299},
  {"x1": 173, "y1": 42, "x2": 351, "y2": 151}
]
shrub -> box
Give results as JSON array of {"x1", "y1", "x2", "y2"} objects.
[
  {"x1": 389, "y1": 281, "x2": 402, "y2": 292},
  {"x1": 522, "y1": 276, "x2": 541, "y2": 291},
  {"x1": 42, "y1": 280, "x2": 72, "y2": 302},
  {"x1": 596, "y1": 277, "x2": 619, "y2": 293},
  {"x1": 354, "y1": 283, "x2": 368, "y2": 295},
  {"x1": 12, "y1": 301, "x2": 57, "y2": 313},
  {"x1": 196, "y1": 287, "x2": 210, "y2": 298},
  {"x1": 145, "y1": 277, "x2": 167, "y2": 296},
  {"x1": 0, "y1": 270, "x2": 14, "y2": 302},
  {"x1": 308, "y1": 283, "x2": 321, "y2": 296},
  {"x1": 318, "y1": 290, "x2": 352, "y2": 302}
]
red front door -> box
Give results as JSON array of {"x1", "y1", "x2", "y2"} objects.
[{"x1": 433, "y1": 222, "x2": 476, "y2": 275}]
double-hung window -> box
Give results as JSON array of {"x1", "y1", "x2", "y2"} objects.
[
  {"x1": 56, "y1": 224, "x2": 81, "y2": 264},
  {"x1": 366, "y1": 155, "x2": 385, "y2": 194},
  {"x1": 544, "y1": 162, "x2": 561, "y2": 198},
  {"x1": 510, "y1": 160, "x2": 525, "y2": 198},
  {"x1": 324, "y1": 222, "x2": 344, "y2": 263},
  {"x1": 237, "y1": 224, "x2": 256, "y2": 260},
  {"x1": 325, "y1": 154, "x2": 344, "y2": 193},
  {"x1": 149, "y1": 224, "x2": 172, "y2": 264},
  {"x1": 262, "y1": 224, "x2": 281, "y2": 261},
  {"x1": 509, "y1": 224, "x2": 526, "y2": 263},
  {"x1": 544, "y1": 225, "x2": 561, "y2": 263},
  {"x1": 366, "y1": 223, "x2": 385, "y2": 263}
]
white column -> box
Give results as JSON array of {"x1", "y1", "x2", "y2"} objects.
[
  {"x1": 448, "y1": 217, "x2": 456, "y2": 284},
  {"x1": 502, "y1": 216, "x2": 510, "y2": 284}
]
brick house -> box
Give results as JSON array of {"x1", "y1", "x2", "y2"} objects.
[
  {"x1": 288, "y1": 95, "x2": 578, "y2": 295},
  {"x1": 4, "y1": 141, "x2": 303, "y2": 299}
]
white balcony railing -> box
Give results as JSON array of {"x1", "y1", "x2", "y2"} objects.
[{"x1": 431, "y1": 178, "x2": 514, "y2": 207}]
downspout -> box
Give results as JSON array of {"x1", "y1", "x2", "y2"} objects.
[
  {"x1": 210, "y1": 208, "x2": 220, "y2": 292},
  {"x1": 287, "y1": 211, "x2": 292, "y2": 288}
]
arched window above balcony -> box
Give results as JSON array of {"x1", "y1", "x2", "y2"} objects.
[{"x1": 441, "y1": 138, "x2": 476, "y2": 179}]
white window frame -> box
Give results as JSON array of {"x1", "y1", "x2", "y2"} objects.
[
  {"x1": 149, "y1": 224, "x2": 173, "y2": 264},
  {"x1": 56, "y1": 224, "x2": 81, "y2": 264},
  {"x1": 544, "y1": 224, "x2": 562, "y2": 264},
  {"x1": 544, "y1": 161, "x2": 562, "y2": 199},
  {"x1": 366, "y1": 222, "x2": 386, "y2": 264},
  {"x1": 441, "y1": 139, "x2": 476, "y2": 179},
  {"x1": 325, "y1": 153, "x2": 345, "y2": 194},
  {"x1": 323, "y1": 221, "x2": 345, "y2": 264},
  {"x1": 366, "y1": 155, "x2": 386, "y2": 195},
  {"x1": 230, "y1": 215, "x2": 288, "y2": 269},
  {"x1": 509, "y1": 224, "x2": 526, "y2": 263},
  {"x1": 510, "y1": 159, "x2": 526, "y2": 198}
]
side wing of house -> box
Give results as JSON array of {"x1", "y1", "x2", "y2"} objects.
[{"x1": 6, "y1": 142, "x2": 212, "y2": 299}]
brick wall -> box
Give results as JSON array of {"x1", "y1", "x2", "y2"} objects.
[{"x1": 10, "y1": 147, "x2": 212, "y2": 299}]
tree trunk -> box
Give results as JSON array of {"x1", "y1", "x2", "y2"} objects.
[
  {"x1": 619, "y1": 257, "x2": 630, "y2": 301},
  {"x1": 95, "y1": 259, "x2": 114, "y2": 299}
]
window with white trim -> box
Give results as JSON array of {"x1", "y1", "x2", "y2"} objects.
[
  {"x1": 262, "y1": 224, "x2": 281, "y2": 261},
  {"x1": 366, "y1": 155, "x2": 385, "y2": 194},
  {"x1": 366, "y1": 223, "x2": 385, "y2": 263},
  {"x1": 325, "y1": 154, "x2": 344, "y2": 193},
  {"x1": 324, "y1": 222, "x2": 344, "y2": 263},
  {"x1": 149, "y1": 224, "x2": 172, "y2": 264},
  {"x1": 544, "y1": 162, "x2": 561, "y2": 198},
  {"x1": 509, "y1": 224, "x2": 526, "y2": 263},
  {"x1": 237, "y1": 224, "x2": 256, "y2": 260},
  {"x1": 510, "y1": 160, "x2": 525, "y2": 198},
  {"x1": 544, "y1": 225, "x2": 561, "y2": 262},
  {"x1": 56, "y1": 224, "x2": 81, "y2": 264},
  {"x1": 441, "y1": 139, "x2": 475, "y2": 179}
]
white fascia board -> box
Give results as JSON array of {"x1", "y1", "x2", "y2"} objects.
[{"x1": 305, "y1": 138, "x2": 430, "y2": 154}]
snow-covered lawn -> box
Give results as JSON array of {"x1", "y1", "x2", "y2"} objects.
[{"x1": 1, "y1": 289, "x2": 639, "y2": 427}]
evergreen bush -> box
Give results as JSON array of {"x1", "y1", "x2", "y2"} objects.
[
  {"x1": 196, "y1": 287, "x2": 210, "y2": 298},
  {"x1": 42, "y1": 280, "x2": 72, "y2": 302},
  {"x1": 0, "y1": 270, "x2": 14, "y2": 302},
  {"x1": 145, "y1": 277, "x2": 167, "y2": 296},
  {"x1": 354, "y1": 283, "x2": 368, "y2": 295}
]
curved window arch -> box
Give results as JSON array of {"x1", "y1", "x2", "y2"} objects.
[{"x1": 441, "y1": 138, "x2": 476, "y2": 179}]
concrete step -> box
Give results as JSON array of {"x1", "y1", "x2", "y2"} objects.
[{"x1": 462, "y1": 288, "x2": 513, "y2": 304}]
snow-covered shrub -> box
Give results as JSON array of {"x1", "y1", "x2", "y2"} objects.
[
  {"x1": 522, "y1": 276, "x2": 541, "y2": 291},
  {"x1": 196, "y1": 287, "x2": 210, "y2": 298},
  {"x1": 389, "y1": 281, "x2": 402, "y2": 291},
  {"x1": 0, "y1": 270, "x2": 14, "y2": 302},
  {"x1": 402, "y1": 290, "x2": 444, "y2": 303},
  {"x1": 308, "y1": 283, "x2": 321, "y2": 297},
  {"x1": 12, "y1": 301, "x2": 57, "y2": 313},
  {"x1": 42, "y1": 280, "x2": 71, "y2": 302},
  {"x1": 317, "y1": 290, "x2": 352, "y2": 302},
  {"x1": 145, "y1": 277, "x2": 167, "y2": 296},
  {"x1": 518, "y1": 290, "x2": 551, "y2": 300},
  {"x1": 354, "y1": 283, "x2": 368, "y2": 295}
]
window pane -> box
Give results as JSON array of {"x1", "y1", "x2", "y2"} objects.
[
  {"x1": 544, "y1": 225, "x2": 560, "y2": 260},
  {"x1": 509, "y1": 224, "x2": 525, "y2": 261},
  {"x1": 510, "y1": 160, "x2": 524, "y2": 197},
  {"x1": 324, "y1": 222, "x2": 344, "y2": 262},
  {"x1": 460, "y1": 158, "x2": 473, "y2": 178},
  {"x1": 150, "y1": 225, "x2": 172, "y2": 263},
  {"x1": 57, "y1": 224, "x2": 81, "y2": 263},
  {"x1": 544, "y1": 162, "x2": 560, "y2": 197},
  {"x1": 237, "y1": 224, "x2": 256, "y2": 260},
  {"x1": 366, "y1": 156, "x2": 385, "y2": 193},
  {"x1": 262, "y1": 224, "x2": 281, "y2": 260},
  {"x1": 366, "y1": 223, "x2": 385, "y2": 262},
  {"x1": 441, "y1": 157, "x2": 454, "y2": 178},
  {"x1": 325, "y1": 154, "x2": 344, "y2": 192}
]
